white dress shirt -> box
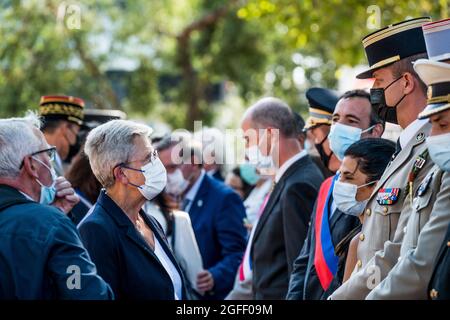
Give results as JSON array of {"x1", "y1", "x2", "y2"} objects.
[
  {"x1": 275, "y1": 149, "x2": 308, "y2": 183},
  {"x1": 153, "y1": 236, "x2": 183, "y2": 300},
  {"x1": 145, "y1": 203, "x2": 204, "y2": 294},
  {"x1": 399, "y1": 119, "x2": 428, "y2": 149},
  {"x1": 243, "y1": 178, "x2": 273, "y2": 225}
]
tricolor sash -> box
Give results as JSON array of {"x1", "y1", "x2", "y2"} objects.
[{"x1": 313, "y1": 175, "x2": 339, "y2": 291}]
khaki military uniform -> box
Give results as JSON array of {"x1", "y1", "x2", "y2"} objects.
[
  {"x1": 365, "y1": 165, "x2": 450, "y2": 299},
  {"x1": 330, "y1": 120, "x2": 434, "y2": 299}
]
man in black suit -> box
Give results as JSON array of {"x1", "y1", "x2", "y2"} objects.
[
  {"x1": 240, "y1": 97, "x2": 324, "y2": 300},
  {"x1": 287, "y1": 90, "x2": 385, "y2": 300}
]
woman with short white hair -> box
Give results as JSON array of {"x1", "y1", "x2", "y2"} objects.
[{"x1": 78, "y1": 119, "x2": 186, "y2": 300}]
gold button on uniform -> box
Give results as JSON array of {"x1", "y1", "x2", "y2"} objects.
[
  {"x1": 359, "y1": 234, "x2": 365, "y2": 241},
  {"x1": 365, "y1": 208, "x2": 371, "y2": 216},
  {"x1": 430, "y1": 289, "x2": 439, "y2": 299},
  {"x1": 382, "y1": 207, "x2": 388, "y2": 215},
  {"x1": 447, "y1": 241, "x2": 450, "y2": 247},
  {"x1": 356, "y1": 260, "x2": 362, "y2": 268}
]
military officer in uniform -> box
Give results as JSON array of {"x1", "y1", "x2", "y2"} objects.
[
  {"x1": 304, "y1": 87, "x2": 340, "y2": 176},
  {"x1": 39, "y1": 95, "x2": 85, "y2": 176},
  {"x1": 423, "y1": 18, "x2": 450, "y2": 301},
  {"x1": 365, "y1": 18, "x2": 450, "y2": 299},
  {"x1": 330, "y1": 17, "x2": 435, "y2": 300}
]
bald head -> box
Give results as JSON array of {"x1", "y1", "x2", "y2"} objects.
[{"x1": 243, "y1": 97, "x2": 297, "y2": 138}]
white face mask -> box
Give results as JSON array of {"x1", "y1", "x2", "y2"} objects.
[
  {"x1": 332, "y1": 179, "x2": 376, "y2": 216},
  {"x1": 245, "y1": 145, "x2": 274, "y2": 169},
  {"x1": 426, "y1": 132, "x2": 450, "y2": 172},
  {"x1": 123, "y1": 157, "x2": 167, "y2": 201},
  {"x1": 166, "y1": 168, "x2": 190, "y2": 196}
]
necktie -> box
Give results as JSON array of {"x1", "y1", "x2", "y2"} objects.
[
  {"x1": 182, "y1": 198, "x2": 191, "y2": 212},
  {"x1": 388, "y1": 138, "x2": 402, "y2": 166},
  {"x1": 394, "y1": 138, "x2": 402, "y2": 157}
]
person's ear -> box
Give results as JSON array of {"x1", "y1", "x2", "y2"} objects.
[
  {"x1": 371, "y1": 123, "x2": 385, "y2": 138},
  {"x1": 403, "y1": 72, "x2": 415, "y2": 95},
  {"x1": 22, "y1": 156, "x2": 39, "y2": 179},
  {"x1": 113, "y1": 166, "x2": 128, "y2": 184}
]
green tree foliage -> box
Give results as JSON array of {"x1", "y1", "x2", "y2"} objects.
[{"x1": 0, "y1": 0, "x2": 447, "y2": 126}]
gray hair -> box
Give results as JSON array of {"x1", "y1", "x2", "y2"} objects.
[
  {"x1": 0, "y1": 112, "x2": 44, "y2": 178},
  {"x1": 246, "y1": 97, "x2": 297, "y2": 138},
  {"x1": 84, "y1": 120, "x2": 153, "y2": 188}
]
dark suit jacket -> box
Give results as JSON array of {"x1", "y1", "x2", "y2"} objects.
[
  {"x1": 0, "y1": 185, "x2": 112, "y2": 300},
  {"x1": 212, "y1": 169, "x2": 224, "y2": 182},
  {"x1": 286, "y1": 190, "x2": 361, "y2": 300},
  {"x1": 187, "y1": 174, "x2": 247, "y2": 300},
  {"x1": 251, "y1": 154, "x2": 324, "y2": 300},
  {"x1": 429, "y1": 222, "x2": 450, "y2": 300},
  {"x1": 78, "y1": 190, "x2": 187, "y2": 300}
]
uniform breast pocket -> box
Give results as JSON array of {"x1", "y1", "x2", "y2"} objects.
[
  {"x1": 411, "y1": 190, "x2": 433, "y2": 241},
  {"x1": 373, "y1": 203, "x2": 402, "y2": 244}
]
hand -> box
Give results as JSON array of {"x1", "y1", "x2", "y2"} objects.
[
  {"x1": 52, "y1": 177, "x2": 80, "y2": 214},
  {"x1": 196, "y1": 270, "x2": 214, "y2": 292}
]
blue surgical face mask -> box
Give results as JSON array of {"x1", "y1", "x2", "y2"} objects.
[
  {"x1": 239, "y1": 162, "x2": 260, "y2": 185},
  {"x1": 32, "y1": 157, "x2": 57, "y2": 205},
  {"x1": 426, "y1": 132, "x2": 450, "y2": 172},
  {"x1": 328, "y1": 123, "x2": 375, "y2": 160}
]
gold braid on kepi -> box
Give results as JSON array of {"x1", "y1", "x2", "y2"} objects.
[
  {"x1": 39, "y1": 95, "x2": 85, "y2": 126},
  {"x1": 304, "y1": 87, "x2": 340, "y2": 130}
]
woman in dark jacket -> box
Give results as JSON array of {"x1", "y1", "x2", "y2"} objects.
[{"x1": 78, "y1": 120, "x2": 187, "y2": 300}]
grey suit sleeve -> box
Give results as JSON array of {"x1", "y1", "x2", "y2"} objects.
[{"x1": 367, "y1": 172, "x2": 450, "y2": 300}]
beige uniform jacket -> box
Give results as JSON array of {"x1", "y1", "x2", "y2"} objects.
[
  {"x1": 330, "y1": 121, "x2": 433, "y2": 300},
  {"x1": 366, "y1": 166, "x2": 450, "y2": 299}
]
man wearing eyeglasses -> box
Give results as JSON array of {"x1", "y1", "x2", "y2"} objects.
[{"x1": 0, "y1": 113, "x2": 113, "y2": 299}]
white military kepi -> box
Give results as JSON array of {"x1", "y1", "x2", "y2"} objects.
[{"x1": 414, "y1": 59, "x2": 450, "y2": 119}]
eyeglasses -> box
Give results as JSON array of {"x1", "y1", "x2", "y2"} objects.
[
  {"x1": 127, "y1": 150, "x2": 159, "y2": 166},
  {"x1": 20, "y1": 146, "x2": 57, "y2": 169},
  {"x1": 113, "y1": 150, "x2": 159, "y2": 173}
]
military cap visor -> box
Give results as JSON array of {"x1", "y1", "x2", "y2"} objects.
[
  {"x1": 304, "y1": 87, "x2": 339, "y2": 130},
  {"x1": 357, "y1": 17, "x2": 431, "y2": 79},
  {"x1": 414, "y1": 59, "x2": 450, "y2": 119}
]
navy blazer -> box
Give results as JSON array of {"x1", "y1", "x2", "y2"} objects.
[
  {"x1": 251, "y1": 155, "x2": 324, "y2": 300},
  {"x1": 78, "y1": 190, "x2": 187, "y2": 300},
  {"x1": 286, "y1": 190, "x2": 361, "y2": 300},
  {"x1": 186, "y1": 174, "x2": 247, "y2": 300},
  {"x1": 0, "y1": 185, "x2": 112, "y2": 300}
]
